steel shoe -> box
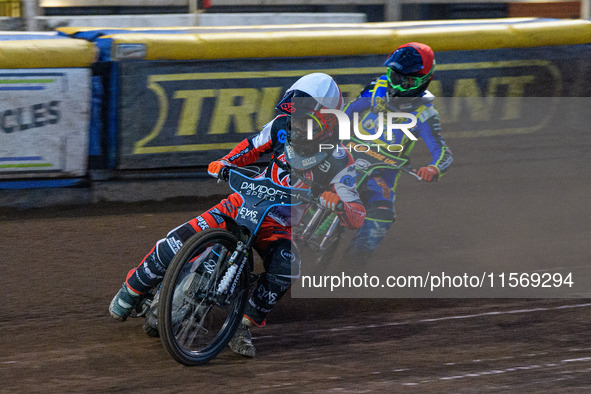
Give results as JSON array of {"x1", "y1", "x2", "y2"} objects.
[
  {"x1": 229, "y1": 323, "x2": 256, "y2": 358},
  {"x1": 109, "y1": 283, "x2": 141, "y2": 322}
]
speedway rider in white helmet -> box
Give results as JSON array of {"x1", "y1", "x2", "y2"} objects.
[{"x1": 109, "y1": 73, "x2": 366, "y2": 358}]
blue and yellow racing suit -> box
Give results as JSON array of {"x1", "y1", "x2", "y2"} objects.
[{"x1": 344, "y1": 75, "x2": 453, "y2": 253}]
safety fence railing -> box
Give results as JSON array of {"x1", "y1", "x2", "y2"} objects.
[
  {"x1": 1, "y1": 18, "x2": 591, "y2": 186},
  {"x1": 37, "y1": 0, "x2": 587, "y2": 20}
]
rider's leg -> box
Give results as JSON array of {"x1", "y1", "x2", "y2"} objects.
[
  {"x1": 346, "y1": 174, "x2": 396, "y2": 256},
  {"x1": 245, "y1": 237, "x2": 299, "y2": 326},
  {"x1": 346, "y1": 173, "x2": 397, "y2": 256},
  {"x1": 229, "y1": 223, "x2": 298, "y2": 357},
  {"x1": 109, "y1": 193, "x2": 242, "y2": 321},
  {"x1": 347, "y1": 200, "x2": 396, "y2": 254}
]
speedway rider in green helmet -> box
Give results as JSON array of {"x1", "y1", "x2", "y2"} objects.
[{"x1": 344, "y1": 42, "x2": 453, "y2": 255}]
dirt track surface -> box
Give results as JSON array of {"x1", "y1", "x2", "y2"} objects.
[{"x1": 1, "y1": 111, "x2": 590, "y2": 392}]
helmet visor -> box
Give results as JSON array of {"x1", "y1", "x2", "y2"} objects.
[
  {"x1": 289, "y1": 111, "x2": 329, "y2": 155},
  {"x1": 291, "y1": 111, "x2": 328, "y2": 138}
]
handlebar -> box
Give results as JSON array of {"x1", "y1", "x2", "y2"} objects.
[
  {"x1": 216, "y1": 166, "x2": 344, "y2": 213},
  {"x1": 291, "y1": 192, "x2": 344, "y2": 213},
  {"x1": 217, "y1": 166, "x2": 231, "y2": 181},
  {"x1": 400, "y1": 166, "x2": 423, "y2": 182},
  {"x1": 357, "y1": 162, "x2": 423, "y2": 182},
  {"x1": 283, "y1": 191, "x2": 345, "y2": 214},
  {"x1": 218, "y1": 165, "x2": 263, "y2": 181}
]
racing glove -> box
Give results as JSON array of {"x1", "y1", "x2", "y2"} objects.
[
  {"x1": 416, "y1": 165, "x2": 439, "y2": 182},
  {"x1": 319, "y1": 191, "x2": 342, "y2": 212},
  {"x1": 208, "y1": 160, "x2": 229, "y2": 178}
]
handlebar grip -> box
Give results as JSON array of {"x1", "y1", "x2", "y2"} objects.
[
  {"x1": 404, "y1": 167, "x2": 422, "y2": 182},
  {"x1": 218, "y1": 166, "x2": 230, "y2": 181}
]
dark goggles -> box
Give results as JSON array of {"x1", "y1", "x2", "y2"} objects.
[{"x1": 290, "y1": 111, "x2": 328, "y2": 140}]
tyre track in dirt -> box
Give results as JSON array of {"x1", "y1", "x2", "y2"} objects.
[{"x1": 1, "y1": 112, "x2": 590, "y2": 391}]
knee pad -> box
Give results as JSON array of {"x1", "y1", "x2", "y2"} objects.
[
  {"x1": 151, "y1": 222, "x2": 198, "y2": 274},
  {"x1": 165, "y1": 222, "x2": 197, "y2": 252},
  {"x1": 128, "y1": 222, "x2": 198, "y2": 293},
  {"x1": 260, "y1": 239, "x2": 301, "y2": 282}
]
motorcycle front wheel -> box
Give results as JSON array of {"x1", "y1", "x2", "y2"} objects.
[{"x1": 158, "y1": 229, "x2": 249, "y2": 365}]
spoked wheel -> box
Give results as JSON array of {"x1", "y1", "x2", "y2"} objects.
[{"x1": 158, "y1": 229, "x2": 249, "y2": 365}]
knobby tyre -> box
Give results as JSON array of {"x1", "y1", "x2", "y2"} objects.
[{"x1": 158, "y1": 229, "x2": 248, "y2": 365}]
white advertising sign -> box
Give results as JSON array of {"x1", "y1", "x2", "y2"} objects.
[{"x1": 0, "y1": 68, "x2": 91, "y2": 179}]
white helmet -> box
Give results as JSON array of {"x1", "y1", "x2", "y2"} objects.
[{"x1": 276, "y1": 73, "x2": 343, "y2": 169}]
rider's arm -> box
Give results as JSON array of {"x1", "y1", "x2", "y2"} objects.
[
  {"x1": 216, "y1": 116, "x2": 284, "y2": 167},
  {"x1": 329, "y1": 164, "x2": 366, "y2": 230},
  {"x1": 415, "y1": 107, "x2": 453, "y2": 178}
]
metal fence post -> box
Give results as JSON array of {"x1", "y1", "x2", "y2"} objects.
[
  {"x1": 189, "y1": 0, "x2": 198, "y2": 13},
  {"x1": 22, "y1": 0, "x2": 39, "y2": 30},
  {"x1": 384, "y1": 0, "x2": 402, "y2": 21}
]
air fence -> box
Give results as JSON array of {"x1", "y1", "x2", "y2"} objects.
[{"x1": 0, "y1": 18, "x2": 590, "y2": 188}]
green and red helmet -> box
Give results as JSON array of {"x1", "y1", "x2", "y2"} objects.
[{"x1": 384, "y1": 42, "x2": 435, "y2": 97}]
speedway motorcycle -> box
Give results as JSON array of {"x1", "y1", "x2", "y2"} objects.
[
  {"x1": 293, "y1": 138, "x2": 422, "y2": 267},
  {"x1": 133, "y1": 166, "x2": 323, "y2": 365}
]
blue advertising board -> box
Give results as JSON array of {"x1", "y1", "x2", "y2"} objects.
[{"x1": 115, "y1": 44, "x2": 591, "y2": 169}]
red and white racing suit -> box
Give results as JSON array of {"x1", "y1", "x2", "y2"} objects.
[{"x1": 125, "y1": 114, "x2": 365, "y2": 326}]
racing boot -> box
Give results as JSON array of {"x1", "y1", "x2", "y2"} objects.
[
  {"x1": 109, "y1": 283, "x2": 142, "y2": 322},
  {"x1": 228, "y1": 318, "x2": 256, "y2": 358}
]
